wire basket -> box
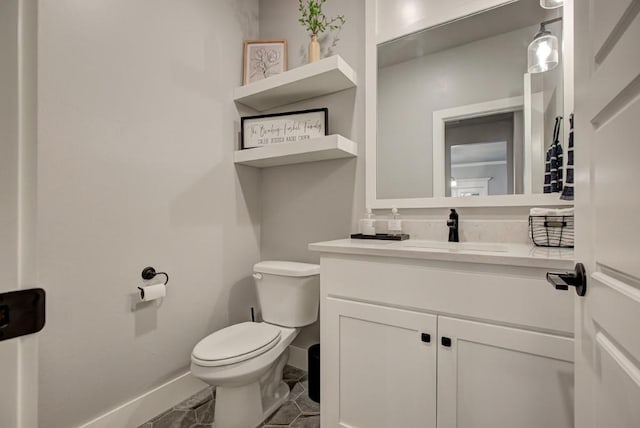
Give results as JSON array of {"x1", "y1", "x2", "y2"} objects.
[{"x1": 529, "y1": 215, "x2": 574, "y2": 248}]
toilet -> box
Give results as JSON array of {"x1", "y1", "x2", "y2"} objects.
[{"x1": 190, "y1": 261, "x2": 320, "y2": 428}]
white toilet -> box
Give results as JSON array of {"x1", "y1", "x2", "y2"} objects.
[{"x1": 190, "y1": 261, "x2": 320, "y2": 428}]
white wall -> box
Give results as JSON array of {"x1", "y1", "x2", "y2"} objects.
[
  {"x1": 377, "y1": 26, "x2": 534, "y2": 199},
  {"x1": 0, "y1": 2, "x2": 21, "y2": 426},
  {"x1": 37, "y1": 1, "x2": 261, "y2": 427},
  {"x1": 258, "y1": 0, "x2": 366, "y2": 349}
]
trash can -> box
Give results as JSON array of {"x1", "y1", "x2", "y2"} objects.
[{"x1": 308, "y1": 343, "x2": 320, "y2": 403}]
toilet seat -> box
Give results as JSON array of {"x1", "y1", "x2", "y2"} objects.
[{"x1": 191, "y1": 322, "x2": 281, "y2": 367}]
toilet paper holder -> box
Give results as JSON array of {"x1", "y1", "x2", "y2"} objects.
[
  {"x1": 137, "y1": 266, "x2": 169, "y2": 299},
  {"x1": 140, "y1": 266, "x2": 169, "y2": 285}
]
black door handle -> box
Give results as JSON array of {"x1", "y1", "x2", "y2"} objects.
[
  {"x1": 0, "y1": 305, "x2": 10, "y2": 329},
  {"x1": 0, "y1": 288, "x2": 45, "y2": 341},
  {"x1": 547, "y1": 263, "x2": 587, "y2": 297}
]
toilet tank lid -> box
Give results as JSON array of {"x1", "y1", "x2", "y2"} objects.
[{"x1": 254, "y1": 261, "x2": 320, "y2": 277}]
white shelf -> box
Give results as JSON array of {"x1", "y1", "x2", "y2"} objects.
[
  {"x1": 234, "y1": 135, "x2": 357, "y2": 168},
  {"x1": 233, "y1": 55, "x2": 358, "y2": 111}
]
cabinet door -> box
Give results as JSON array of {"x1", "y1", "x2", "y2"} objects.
[
  {"x1": 322, "y1": 298, "x2": 437, "y2": 428},
  {"x1": 437, "y1": 316, "x2": 574, "y2": 428}
]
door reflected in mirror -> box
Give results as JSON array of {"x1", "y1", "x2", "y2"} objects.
[{"x1": 446, "y1": 113, "x2": 521, "y2": 197}]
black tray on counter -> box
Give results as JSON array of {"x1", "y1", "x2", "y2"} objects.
[{"x1": 350, "y1": 233, "x2": 410, "y2": 241}]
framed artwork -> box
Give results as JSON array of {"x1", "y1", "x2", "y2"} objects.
[
  {"x1": 241, "y1": 108, "x2": 328, "y2": 149},
  {"x1": 243, "y1": 39, "x2": 287, "y2": 85}
]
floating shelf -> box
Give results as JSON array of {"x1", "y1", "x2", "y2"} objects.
[
  {"x1": 234, "y1": 135, "x2": 357, "y2": 168},
  {"x1": 233, "y1": 55, "x2": 358, "y2": 111}
]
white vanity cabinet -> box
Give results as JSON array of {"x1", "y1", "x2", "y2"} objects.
[
  {"x1": 437, "y1": 317, "x2": 574, "y2": 428},
  {"x1": 324, "y1": 298, "x2": 438, "y2": 427},
  {"x1": 311, "y1": 241, "x2": 575, "y2": 428}
]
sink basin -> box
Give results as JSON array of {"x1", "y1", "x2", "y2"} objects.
[{"x1": 398, "y1": 240, "x2": 509, "y2": 253}]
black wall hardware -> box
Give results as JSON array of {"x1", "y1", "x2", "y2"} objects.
[
  {"x1": 138, "y1": 267, "x2": 169, "y2": 299},
  {"x1": 0, "y1": 288, "x2": 46, "y2": 342},
  {"x1": 421, "y1": 333, "x2": 431, "y2": 343},
  {"x1": 141, "y1": 266, "x2": 169, "y2": 285},
  {"x1": 546, "y1": 263, "x2": 587, "y2": 296},
  {"x1": 441, "y1": 337, "x2": 452, "y2": 347}
]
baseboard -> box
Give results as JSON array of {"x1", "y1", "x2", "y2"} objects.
[
  {"x1": 288, "y1": 345, "x2": 308, "y2": 371},
  {"x1": 79, "y1": 348, "x2": 309, "y2": 428},
  {"x1": 77, "y1": 371, "x2": 208, "y2": 428}
]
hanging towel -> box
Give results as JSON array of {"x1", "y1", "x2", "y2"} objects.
[
  {"x1": 560, "y1": 114, "x2": 575, "y2": 200},
  {"x1": 544, "y1": 117, "x2": 564, "y2": 193}
]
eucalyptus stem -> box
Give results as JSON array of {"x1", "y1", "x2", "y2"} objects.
[{"x1": 298, "y1": 0, "x2": 345, "y2": 36}]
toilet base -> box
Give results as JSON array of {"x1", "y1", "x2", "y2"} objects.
[
  {"x1": 212, "y1": 349, "x2": 291, "y2": 428},
  {"x1": 261, "y1": 381, "x2": 291, "y2": 424},
  {"x1": 214, "y1": 380, "x2": 290, "y2": 428}
]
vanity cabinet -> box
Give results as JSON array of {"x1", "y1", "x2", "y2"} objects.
[
  {"x1": 314, "y1": 249, "x2": 575, "y2": 428},
  {"x1": 324, "y1": 298, "x2": 437, "y2": 428},
  {"x1": 437, "y1": 316, "x2": 574, "y2": 428}
]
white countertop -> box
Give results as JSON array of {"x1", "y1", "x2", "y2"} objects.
[{"x1": 308, "y1": 238, "x2": 575, "y2": 269}]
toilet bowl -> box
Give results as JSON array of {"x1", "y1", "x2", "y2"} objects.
[{"x1": 190, "y1": 261, "x2": 320, "y2": 428}]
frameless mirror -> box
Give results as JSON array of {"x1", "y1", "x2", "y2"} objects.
[{"x1": 375, "y1": 0, "x2": 564, "y2": 202}]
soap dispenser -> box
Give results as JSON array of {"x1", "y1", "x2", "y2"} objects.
[
  {"x1": 361, "y1": 208, "x2": 376, "y2": 236},
  {"x1": 388, "y1": 207, "x2": 403, "y2": 236}
]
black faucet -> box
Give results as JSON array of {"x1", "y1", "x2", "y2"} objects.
[{"x1": 447, "y1": 209, "x2": 459, "y2": 242}]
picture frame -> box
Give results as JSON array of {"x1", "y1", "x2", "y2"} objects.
[
  {"x1": 243, "y1": 39, "x2": 288, "y2": 85},
  {"x1": 241, "y1": 108, "x2": 329, "y2": 149}
]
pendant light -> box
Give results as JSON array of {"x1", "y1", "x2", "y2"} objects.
[
  {"x1": 527, "y1": 17, "x2": 562, "y2": 73},
  {"x1": 540, "y1": 0, "x2": 564, "y2": 9}
]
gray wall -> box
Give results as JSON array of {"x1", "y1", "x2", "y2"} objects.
[
  {"x1": 37, "y1": 1, "x2": 261, "y2": 427},
  {"x1": 541, "y1": 20, "x2": 564, "y2": 150},
  {"x1": 258, "y1": 0, "x2": 365, "y2": 348},
  {"x1": 377, "y1": 25, "x2": 534, "y2": 199}
]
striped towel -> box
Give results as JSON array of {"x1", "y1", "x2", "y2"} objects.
[
  {"x1": 544, "y1": 117, "x2": 564, "y2": 193},
  {"x1": 560, "y1": 114, "x2": 574, "y2": 200}
]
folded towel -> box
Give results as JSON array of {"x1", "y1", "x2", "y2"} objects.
[{"x1": 530, "y1": 207, "x2": 574, "y2": 216}]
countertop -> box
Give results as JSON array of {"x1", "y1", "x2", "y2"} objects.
[{"x1": 308, "y1": 238, "x2": 575, "y2": 269}]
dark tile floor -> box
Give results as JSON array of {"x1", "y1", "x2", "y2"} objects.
[{"x1": 140, "y1": 366, "x2": 319, "y2": 428}]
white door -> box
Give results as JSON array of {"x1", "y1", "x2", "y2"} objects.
[
  {"x1": 323, "y1": 298, "x2": 437, "y2": 428},
  {"x1": 573, "y1": 0, "x2": 640, "y2": 427},
  {"x1": 0, "y1": 0, "x2": 39, "y2": 427},
  {"x1": 437, "y1": 316, "x2": 574, "y2": 428}
]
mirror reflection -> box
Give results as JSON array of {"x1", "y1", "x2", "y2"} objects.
[
  {"x1": 447, "y1": 113, "x2": 518, "y2": 197},
  {"x1": 376, "y1": 0, "x2": 563, "y2": 200}
]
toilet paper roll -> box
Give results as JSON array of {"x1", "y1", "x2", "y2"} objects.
[{"x1": 139, "y1": 283, "x2": 166, "y2": 302}]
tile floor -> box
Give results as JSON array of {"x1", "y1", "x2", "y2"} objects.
[{"x1": 140, "y1": 366, "x2": 319, "y2": 428}]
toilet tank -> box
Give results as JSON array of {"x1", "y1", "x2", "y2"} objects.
[{"x1": 253, "y1": 261, "x2": 320, "y2": 327}]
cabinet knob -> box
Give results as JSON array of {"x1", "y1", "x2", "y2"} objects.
[
  {"x1": 421, "y1": 333, "x2": 431, "y2": 343},
  {"x1": 441, "y1": 336, "x2": 452, "y2": 347}
]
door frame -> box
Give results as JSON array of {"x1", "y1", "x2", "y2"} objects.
[{"x1": 0, "y1": 0, "x2": 39, "y2": 427}]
